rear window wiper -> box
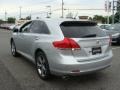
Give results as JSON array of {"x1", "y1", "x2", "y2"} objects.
[{"x1": 82, "y1": 34, "x2": 97, "y2": 38}]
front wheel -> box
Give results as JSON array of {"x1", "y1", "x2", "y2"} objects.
[
  {"x1": 35, "y1": 51, "x2": 51, "y2": 80},
  {"x1": 11, "y1": 41, "x2": 19, "y2": 57}
]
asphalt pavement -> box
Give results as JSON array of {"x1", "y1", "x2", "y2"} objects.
[{"x1": 0, "y1": 29, "x2": 120, "y2": 90}]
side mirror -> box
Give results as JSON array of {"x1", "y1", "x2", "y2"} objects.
[{"x1": 13, "y1": 28, "x2": 19, "y2": 32}]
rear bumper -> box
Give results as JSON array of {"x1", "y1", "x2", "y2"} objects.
[{"x1": 50, "y1": 52, "x2": 113, "y2": 76}]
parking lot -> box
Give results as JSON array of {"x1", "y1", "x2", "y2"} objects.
[{"x1": 0, "y1": 29, "x2": 120, "y2": 90}]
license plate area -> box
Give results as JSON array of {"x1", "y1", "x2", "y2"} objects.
[{"x1": 92, "y1": 47, "x2": 102, "y2": 55}]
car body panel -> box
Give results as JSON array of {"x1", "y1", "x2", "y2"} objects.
[{"x1": 11, "y1": 19, "x2": 113, "y2": 76}]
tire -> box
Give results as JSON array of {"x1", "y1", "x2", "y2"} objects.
[
  {"x1": 117, "y1": 41, "x2": 120, "y2": 45},
  {"x1": 35, "y1": 51, "x2": 51, "y2": 80},
  {"x1": 11, "y1": 41, "x2": 19, "y2": 57}
]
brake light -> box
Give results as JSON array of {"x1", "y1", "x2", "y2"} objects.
[{"x1": 53, "y1": 37, "x2": 80, "y2": 49}]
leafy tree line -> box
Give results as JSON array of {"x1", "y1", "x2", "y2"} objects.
[
  {"x1": 0, "y1": 14, "x2": 119, "y2": 24},
  {"x1": 89, "y1": 15, "x2": 114, "y2": 24},
  {"x1": 0, "y1": 17, "x2": 16, "y2": 24},
  {"x1": 91, "y1": 14, "x2": 120, "y2": 24},
  {"x1": 0, "y1": 16, "x2": 31, "y2": 24}
]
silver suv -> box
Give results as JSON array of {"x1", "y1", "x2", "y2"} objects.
[{"x1": 11, "y1": 19, "x2": 113, "y2": 80}]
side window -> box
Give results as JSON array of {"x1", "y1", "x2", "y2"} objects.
[
  {"x1": 20, "y1": 22, "x2": 32, "y2": 33},
  {"x1": 100, "y1": 25, "x2": 105, "y2": 29},
  {"x1": 105, "y1": 25, "x2": 110, "y2": 30},
  {"x1": 30, "y1": 21, "x2": 50, "y2": 34}
]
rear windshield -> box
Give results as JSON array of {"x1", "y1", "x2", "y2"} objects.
[{"x1": 60, "y1": 21, "x2": 106, "y2": 38}]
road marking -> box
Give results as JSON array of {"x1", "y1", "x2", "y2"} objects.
[{"x1": 112, "y1": 47, "x2": 120, "y2": 50}]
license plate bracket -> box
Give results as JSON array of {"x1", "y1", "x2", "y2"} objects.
[{"x1": 92, "y1": 47, "x2": 102, "y2": 55}]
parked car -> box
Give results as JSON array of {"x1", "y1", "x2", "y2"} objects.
[
  {"x1": 10, "y1": 19, "x2": 113, "y2": 80},
  {"x1": 0, "y1": 24, "x2": 13, "y2": 30},
  {"x1": 99, "y1": 23, "x2": 120, "y2": 44},
  {"x1": 110, "y1": 23, "x2": 120, "y2": 44},
  {"x1": 9, "y1": 24, "x2": 16, "y2": 30},
  {"x1": 99, "y1": 24, "x2": 111, "y2": 31}
]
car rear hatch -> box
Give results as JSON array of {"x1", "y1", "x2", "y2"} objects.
[{"x1": 60, "y1": 21, "x2": 111, "y2": 62}]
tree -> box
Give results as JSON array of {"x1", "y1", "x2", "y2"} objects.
[
  {"x1": 114, "y1": 0, "x2": 120, "y2": 23},
  {"x1": 93, "y1": 15, "x2": 103, "y2": 23},
  {"x1": 88, "y1": 17, "x2": 93, "y2": 21},
  {"x1": 19, "y1": 15, "x2": 31, "y2": 20},
  {"x1": 26, "y1": 15, "x2": 31, "y2": 20},
  {"x1": 0, "y1": 19, "x2": 3, "y2": 25},
  {"x1": 7, "y1": 17, "x2": 16, "y2": 23},
  {"x1": 114, "y1": 12, "x2": 120, "y2": 23},
  {"x1": 93, "y1": 15, "x2": 107, "y2": 24}
]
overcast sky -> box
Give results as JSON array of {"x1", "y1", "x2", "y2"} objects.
[{"x1": 0, "y1": 0, "x2": 112, "y2": 20}]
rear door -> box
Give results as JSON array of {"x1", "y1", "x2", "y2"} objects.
[
  {"x1": 27, "y1": 20, "x2": 50, "y2": 55},
  {"x1": 60, "y1": 21, "x2": 110, "y2": 62}
]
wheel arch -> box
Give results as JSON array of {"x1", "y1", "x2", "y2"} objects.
[
  {"x1": 10, "y1": 38, "x2": 14, "y2": 44},
  {"x1": 34, "y1": 48, "x2": 46, "y2": 59},
  {"x1": 34, "y1": 48, "x2": 51, "y2": 79}
]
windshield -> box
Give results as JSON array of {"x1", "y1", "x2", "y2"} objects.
[
  {"x1": 110, "y1": 24, "x2": 120, "y2": 31},
  {"x1": 105, "y1": 25, "x2": 111, "y2": 30}
]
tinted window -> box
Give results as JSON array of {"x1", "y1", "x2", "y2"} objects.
[
  {"x1": 100, "y1": 25, "x2": 111, "y2": 30},
  {"x1": 20, "y1": 21, "x2": 32, "y2": 33},
  {"x1": 21, "y1": 24, "x2": 31, "y2": 32},
  {"x1": 104, "y1": 25, "x2": 111, "y2": 30},
  {"x1": 30, "y1": 21, "x2": 50, "y2": 34},
  {"x1": 100, "y1": 25, "x2": 105, "y2": 29},
  {"x1": 60, "y1": 21, "x2": 106, "y2": 38},
  {"x1": 111, "y1": 24, "x2": 120, "y2": 31}
]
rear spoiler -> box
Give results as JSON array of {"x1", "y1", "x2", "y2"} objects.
[{"x1": 60, "y1": 21, "x2": 97, "y2": 26}]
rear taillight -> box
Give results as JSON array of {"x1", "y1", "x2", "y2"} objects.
[{"x1": 53, "y1": 37, "x2": 80, "y2": 49}]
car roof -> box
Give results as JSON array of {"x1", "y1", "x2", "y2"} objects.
[{"x1": 32, "y1": 18, "x2": 96, "y2": 26}]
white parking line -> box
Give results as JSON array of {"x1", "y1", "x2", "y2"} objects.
[{"x1": 112, "y1": 47, "x2": 120, "y2": 50}]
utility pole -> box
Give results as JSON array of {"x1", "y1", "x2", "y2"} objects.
[
  {"x1": 112, "y1": 0, "x2": 120, "y2": 24},
  {"x1": 19, "y1": 6, "x2": 22, "y2": 19},
  {"x1": 112, "y1": 0, "x2": 115, "y2": 24},
  {"x1": 117, "y1": 0, "x2": 120, "y2": 23},
  {"x1": 107, "y1": 0, "x2": 110, "y2": 24},
  {"x1": 61, "y1": 0, "x2": 64, "y2": 18},
  {"x1": 46, "y1": 5, "x2": 51, "y2": 18},
  {"x1": 5, "y1": 11, "x2": 7, "y2": 22},
  {"x1": 105, "y1": 0, "x2": 112, "y2": 24}
]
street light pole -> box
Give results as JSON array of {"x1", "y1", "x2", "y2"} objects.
[
  {"x1": 19, "y1": 6, "x2": 22, "y2": 19},
  {"x1": 46, "y1": 5, "x2": 51, "y2": 18},
  {"x1": 5, "y1": 11, "x2": 7, "y2": 21},
  {"x1": 112, "y1": 0, "x2": 115, "y2": 24},
  {"x1": 61, "y1": 0, "x2": 64, "y2": 18},
  {"x1": 107, "y1": 0, "x2": 110, "y2": 24}
]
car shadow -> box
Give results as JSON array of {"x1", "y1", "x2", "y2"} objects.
[{"x1": 49, "y1": 71, "x2": 105, "y2": 81}]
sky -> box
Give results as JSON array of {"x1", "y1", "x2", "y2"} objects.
[{"x1": 0, "y1": 0, "x2": 113, "y2": 20}]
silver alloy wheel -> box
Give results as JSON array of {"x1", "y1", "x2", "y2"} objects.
[
  {"x1": 11, "y1": 42, "x2": 16, "y2": 55},
  {"x1": 37, "y1": 55, "x2": 47, "y2": 77}
]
